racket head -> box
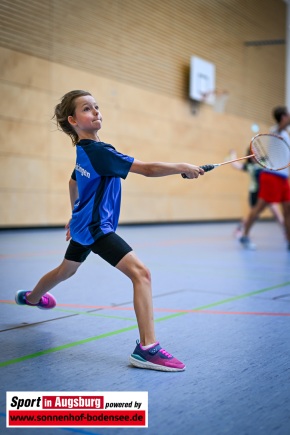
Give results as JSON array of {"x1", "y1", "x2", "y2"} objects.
[{"x1": 250, "y1": 133, "x2": 290, "y2": 171}]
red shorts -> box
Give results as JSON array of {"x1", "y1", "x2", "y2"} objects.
[{"x1": 258, "y1": 172, "x2": 290, "y2": 203}]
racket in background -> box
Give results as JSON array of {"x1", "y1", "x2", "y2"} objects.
[{"x1": 182, "y1": 133, "x2": 290, "y2": 177}]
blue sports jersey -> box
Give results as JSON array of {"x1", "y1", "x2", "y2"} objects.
[{"x1": 70, "y1": 139, "x2": 134, "y2": 245}]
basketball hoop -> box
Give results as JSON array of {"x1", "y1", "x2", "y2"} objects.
[
  {"x1": 200, "y1": 89, "x2": 229, "y2": 113},
  {"x1": 213, "y1": 90, "x2": 229, "y2": 113}
]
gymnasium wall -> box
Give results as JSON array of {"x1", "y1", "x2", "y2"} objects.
[{"x1": 0, "y1": 0, "x2": 286, "y2": 226}]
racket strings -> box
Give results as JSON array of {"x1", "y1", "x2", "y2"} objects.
[{"x1": 251, "y1": 135, "x2": 290, "y2": 170}]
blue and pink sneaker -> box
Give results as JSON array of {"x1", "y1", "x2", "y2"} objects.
[
  {"x1": 129, "y1": 340, "x2": 186, "y2": 372},
  {"x1": 15, "y1": 290, "x2": 56, "y2": 310}
]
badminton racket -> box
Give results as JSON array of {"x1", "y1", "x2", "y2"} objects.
[{"x1": 182, "y1": 133, "x2": 290, "y2": 177}]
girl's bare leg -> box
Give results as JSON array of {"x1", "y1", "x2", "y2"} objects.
[
  {"x1": 281, "y1": 201, "x2": 290, "y2": 243},
  {"x1": 243, "y1": 199, "x2": 267, "y2": 236},
  {"x1": 26, "y1": 259, "x2": 81, "y2": 304},
  {"x1": 115, "y1": 251, "x2": 156, "y2": 346},
  {"x1": 269, "y1": 203, "x2": 284, "y2": 226}
]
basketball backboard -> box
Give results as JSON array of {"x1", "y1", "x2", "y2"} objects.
[{"x1": 189, "y1": 56, "x2": 216, "y2": 104}]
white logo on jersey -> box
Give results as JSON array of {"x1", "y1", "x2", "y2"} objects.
[{"x1": 75, "y1": 163, "x2": 90, "y2": 178}]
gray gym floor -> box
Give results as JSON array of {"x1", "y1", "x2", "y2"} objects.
[{"x1": 1, "y1": 221, "x2": 290, "y2": 435}]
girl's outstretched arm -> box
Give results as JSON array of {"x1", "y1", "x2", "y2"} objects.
[
  {"x1": 130, "y1": 159, "x2": 204, "y2": 179},
  {"x1": 229, "y1": 150, "x2": 244, "y2": 170}
]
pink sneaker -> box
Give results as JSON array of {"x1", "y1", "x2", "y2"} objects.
[
  {"x1": 129, "y1": 340, "x2": 185, "y2": 372},
  {"x1": 233, "y1": 223, "x2": 244, "y2": 239},
  {"x1": 15, "y1": 290, "x2": 56, "y2": 310}
]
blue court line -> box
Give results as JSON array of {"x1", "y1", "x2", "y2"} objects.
[{"x1": 1, "y1": 281, "x2": 289, "y2": 368}]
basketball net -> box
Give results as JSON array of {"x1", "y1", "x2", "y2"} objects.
[{"x1": 201, "y1": 90, "x2": 229, "y2": 113}]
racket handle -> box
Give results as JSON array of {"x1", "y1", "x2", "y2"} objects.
[
  {"x1": 181, "y1": 164, "x2": 215, "y2": 178},
  {"x1": 200, "y1": 164, "x2": 215, "y2": 172}
]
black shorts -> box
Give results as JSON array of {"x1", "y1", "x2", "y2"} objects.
[
  {"x1": 249, "y1": 191, "x2": 259, "y2": 207},
  {"x1": 64, "y1": 232, "x2": 132, "y2": 266}
]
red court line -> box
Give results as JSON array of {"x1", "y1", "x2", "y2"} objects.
[
  {"x1": 193, "y1": 310, "x2": 290, "y2": 317},
  {"x1": 1, "y1": 300, "x2": 289, "y2": 316},
  {"x1": 0, "y1": 236, "x2": 220, "y2": 259}
]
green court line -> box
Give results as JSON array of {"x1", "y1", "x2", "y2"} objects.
[
  {"x1": 1, "y1": 303, "x2": 136, "y2": 322},
  {"x1": 1, "y1": 281, "x2": 289, "y2": 368},
  {"x1": 54, "y1": 307, "x2": 137, "y2": 322},
  {"x1": 0, "y1": 325, "x2": 139, "y2": 368},
  {"x1": 155, "y1": 281, "x2": 290, "y2": 322}
]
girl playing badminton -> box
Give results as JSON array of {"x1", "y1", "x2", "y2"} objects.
[
  {"x1": 229, "y1": 147, "x2": 284, "y2": 239},
  {"x1": 238, "y1": 107, "x2": 290, "y2": 250},
  {"x1": 15, "y1": 89, "x2": 204, "y2": 372}
]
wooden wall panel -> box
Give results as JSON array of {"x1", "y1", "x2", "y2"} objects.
[
  {"x1": 0, "y1": 0, "x2": 286, "y2": 227},
  {"x1": 1, "y1": 192, "x2": 49, "y2": 225},
  {"x1": 0, "y1": 0, "x2": 286, "y2": 123}
]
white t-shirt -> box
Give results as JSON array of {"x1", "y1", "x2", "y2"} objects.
[{"x1": 267, "y1": 127, "x2": 290, "y2": 178}]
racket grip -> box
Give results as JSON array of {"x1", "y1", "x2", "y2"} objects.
[
  {"x1": 181, "y1": 164, "x2": 215, "y2": 178},
  {"x1": 200, "y1": 164, "x2": 215, "y2": 172}
]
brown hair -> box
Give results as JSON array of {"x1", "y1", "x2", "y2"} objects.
[
  {"x1": 272, "y1": 106, "x2": 288, "y2": 124},
  {"x1": 53, "y1": 90, "x2": 92, "y2": 145}
]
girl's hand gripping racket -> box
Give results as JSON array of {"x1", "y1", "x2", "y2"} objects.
[{"x1": 182, "y1": 133, "x2": 290, "y2": 177}]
